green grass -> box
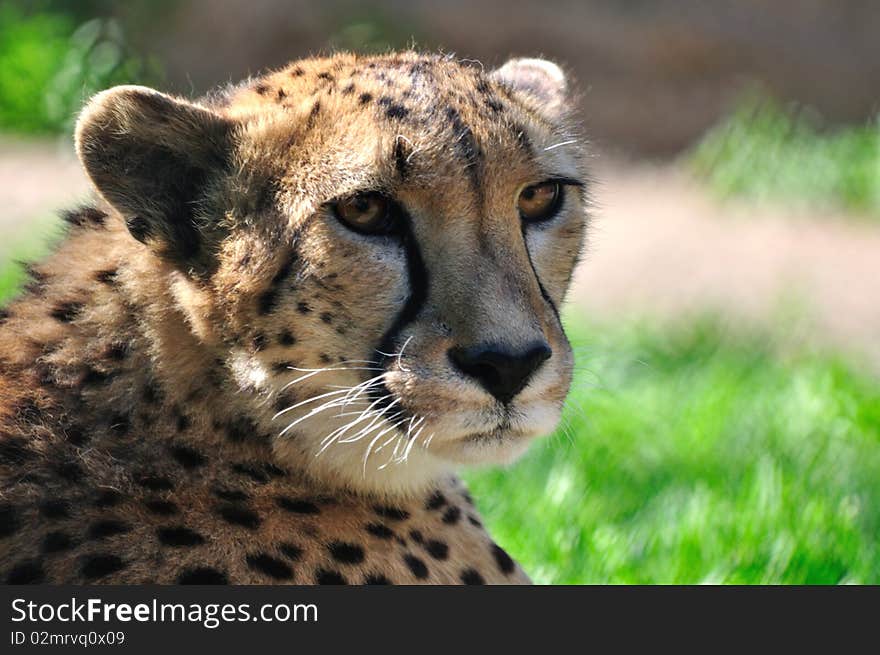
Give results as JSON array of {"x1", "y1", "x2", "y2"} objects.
[
  {"x1": 0, "y1": 3, "x2": 159, "y2": 134},
  {"x1": 466, "y1": 317, "x2": 880, "y2": 584},
  {"x1": 691, "y1": 94, "x2": 880, "y2": 215}
]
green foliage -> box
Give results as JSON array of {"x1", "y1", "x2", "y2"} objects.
[
  {"x1": 691, "y1": 94, "x2": 880, "y2": 214},
  {"x1": 0, "y1": 4, "x2": 160, "y2": 134},
  {"x1": 467, "y1": 317, "x2": 880, "y2": 584}
]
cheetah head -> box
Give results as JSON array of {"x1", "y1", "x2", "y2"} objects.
[{"x1": 75, "y1": 53, "x2": 588, "y2": 497}]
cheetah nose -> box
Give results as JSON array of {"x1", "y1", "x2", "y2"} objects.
[{"x1": 448, "y1": 341, "x2": 552, "y2": 405}]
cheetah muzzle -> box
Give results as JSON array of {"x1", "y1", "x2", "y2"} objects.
[{"x1": 0, "y1": 52, "x2": 588, "y2": 584}]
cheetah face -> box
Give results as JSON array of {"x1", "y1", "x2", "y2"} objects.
[{"x1": 75, "y1": 53, "x2": 588, "y2": 496}]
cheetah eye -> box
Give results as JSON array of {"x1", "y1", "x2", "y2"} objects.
[
  {"x1": 332, "y1": 192, "x2": 399, "y2": 235},
  {"x1": 518, "y1": 182, "x2": 562, "y2": 222}
]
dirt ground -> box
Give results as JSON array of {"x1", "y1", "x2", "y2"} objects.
[
  {"x1": 2, "y1": 139, "x2": 879, "y2": 371},
  {"x1": 572, "y1": 159, "x2": 880, "y2": 371}
]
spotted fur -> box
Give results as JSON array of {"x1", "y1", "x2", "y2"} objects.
[{"x1": 0, "y1": 52, "x2": 588, "y2": 584}]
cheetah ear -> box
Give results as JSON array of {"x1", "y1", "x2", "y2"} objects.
[
  {"x1": 75, "y1": 85, "x2": 233, "y2": 272},
  {"x1": 491, "y1": 58, "x2": 569, "y2": 119}
]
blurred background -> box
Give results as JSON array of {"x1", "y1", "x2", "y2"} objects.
[{"x1": 1, "y1": 0, "x2": 878, "y2": 583}]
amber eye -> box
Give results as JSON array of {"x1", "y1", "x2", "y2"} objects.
[
  {"x1": 333, "y1": 192, "x2": 398, "y2": 235},
  {"x1": 518, "y1": 182, "x2": 562, "y2": 222}
]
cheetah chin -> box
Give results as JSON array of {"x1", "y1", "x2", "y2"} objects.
[{"x1": 0, "y1": 51, "x2": 588, "y2": 584}]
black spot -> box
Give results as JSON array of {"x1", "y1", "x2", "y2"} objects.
[
  {"x1": 273, "y1": 392, "x2": 295, "y2": 413},
  {"x1": 403, "y1": 554, "x2": 429, "y2": 579},
  {"x1": 318, "y1": 353, "x2": 332, "y2": 364},
  {"x1": 276, "y1": 88, "x2": 287, "y2": 101},
  {"x1": 51, "y1": 301, "x2": 83, "y2": 323},
  {"x1": 291, "y1": 66, "x2": 305, "y2": 77},
  {"x1": 81, "y1": 367, "x2": 111, "y2": 386},
  {"x1": 365, "y1": 523, "x2": 394, "y2": 540},
  {"x1": 169, "y1": 445, "x2": 205, "y2": 469},
  {"x1": 296, "y1": 301, "x2": 311, "y2": 314},
  {"x1": 342, "y1": 82, "x2": 356, "y2": 95},
  {"x1": 279, "y1": 543, "x2": 303, "y2": 561},
  {"x1": 0, "y1": 308, "x2": 9, "y2": 324},
  {"x1": 93, "y1": 489, "x2": 123, "y2": 508},
  {"x1": 94, "y1": 268, "x2": 118, "y2": 284},
  {"x1": 409, "y1": 529, "x2": 424, "y2": 544},
  {"x1": 307, "y1": 101, "x2": 321, "y2": 127},
  {"x1": 0, "y1": 437, "x2": 35, "y2": 465},
  {"x1": 142, "y1": 380, "x2": 163, "y2": 405},
  {"x1": 492, "y1": 544, "x2": 516, "y2": 574},
  {"x1": 224, "y1": 416, "x2": 258, "y2": 443},
  {"x1": 264, "y1": 463, "x2": 288, "y2": 478},
  {"x1": 42, "y1": 531, "x2": 74, "y2": 554},
  {"x1": 425, "y1": 491, "x2": 446, "y2": 510},
  {"x1": 213, "y1": 488, "x2": 249, "y2": 503},
  {"x1": 88, "y1": 519, "x2": 131, "y2": 540},
  {"x1": 394, "y1": 138, "x2": 411, "y2": 179},
  {"x1": 217, "y1": 504, "x2": 261, "y2": 530},
  {"x1": 425, "y1": 539, "x2": 449, "y2": 560},
  {"x1": 247, "y1": 553, "x2": 292, "y2": 580},
  {"x1": 144, "y1": 499, "x2": 178, "y2": 516},
  {"x1": 157, "y1": 526, "x2": 205, "y2": 547},
  {"x1": 258, "y1": 288, "x2": 280, "y2": 315},
  {"x1": 55, "y1": 460, "x2": 84, "y2": 483},
  {"x1": 317, "y1": 71, "x2": 334, "y2": 81},
  {"x1": 278, "y1": 330, "x2": 296, "y2": 346},
  {"x1": 254, "y1": 83, "x2": 269, "y2": 95},
  {"x1": 328, "y1": 541, "x2": 365, "y2": 564},
  {"x1": 136, "y1": 474, "x2": 173, "y2": 491},
  {"x1": 272, "y1": 361, "x2": 294, "y2": 374},
  {"x1": 0, "y1": 503, "x2": 19, "y2": 537},
  {"x1": 277, "y1": 497, "x2": 320, "y2": 514},
  {"x1": 460, "y1": 568, "x2": 486, "y2": 585},
  {"x1": 461, "y1": 490, "x2": 475, "y2": 506},
  {"x1": 232, "y1": 463, "x2": 269, "y2": 483},
  {"x1": 252, "y1": 332, "x2": 268, "y2": 351},
  {"x1": 174, "y1": 412, "x2": 191, "y2": 432},
  {"x1": 442, "y1": 505, "x2": 461, "y2": 525},
  {"x1": 316, "y1": 568, "x2": 347, "y2": 585},
  {"x1": 358, "y1": 92, "x2": 373, "y2": 104},
  {"x1": 468, "y1": 515, "x2": 483, "y2": 528},
  {"x1": 374, "y1": 505, "x2": 410, "y2": 521},
  {"x1": 6, "y1": 560, "x2": 45, "y2": 584},
  {"x1": 80, "y1": 553, "x2": 126, "y2": 579},
  {"x1": 61, "y1": 206, "x2": 107, "y2": 228},
  {"x1": 178, "y1": 567, "x2": 228, "y2": 584},
  {"x1": 104, "y1": 341, "x2": 130, "y2": 361},
  {"x1": 386, "y1": 103, "x2": 408, "y2": 119},
  {"x1": 364, "y1": 573, "x2": 391, "y2": 585},
  {"x1": 108, "y1": 413, "x2": 130, "y2": 436}
]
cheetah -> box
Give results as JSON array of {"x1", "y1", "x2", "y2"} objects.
[{"x1": 0, "y1": 52, "x2": 587, "y2": 584}]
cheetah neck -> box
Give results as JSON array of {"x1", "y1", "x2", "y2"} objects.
[{"x1": 0, "y1": 216, "x2": 454, "y2": 501}]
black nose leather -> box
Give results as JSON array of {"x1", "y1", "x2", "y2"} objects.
[{"x1": 448, "y1": 341, "x2": 552, "y2": 404}]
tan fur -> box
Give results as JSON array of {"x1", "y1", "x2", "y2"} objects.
[{"x1": 0, "y1": 52, "x2": 588, "y2": 584}]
